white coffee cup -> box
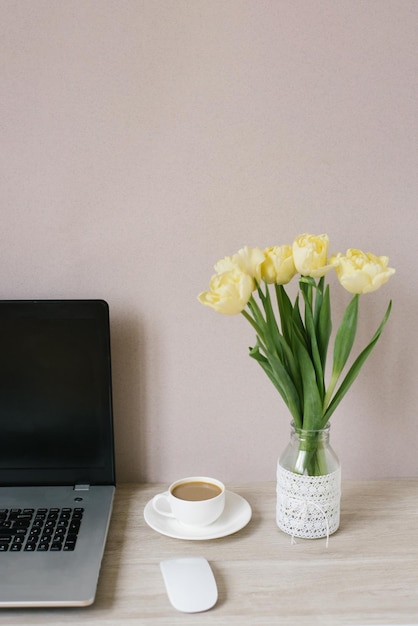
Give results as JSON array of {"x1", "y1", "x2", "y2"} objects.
[{"x1": 152, "y1": 476, "x2": 225, "y2": 527}]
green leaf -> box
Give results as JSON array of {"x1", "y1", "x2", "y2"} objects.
[
  {"x1": 293, "y1": 333, "x2": 323, "y2": 430},
  {"x1": 313, "y1": 277, "x2": 325, "y2": 324},
  {"x1": 249, "y1": 342, "x2": 302, "y2": 428},
  {"x1": 331, "y1": 294, "x2": 359, "y2": 380},
  {"x1": 247, "y1": 288, "x2": 303, "y2": 412},
  {"x1": 322, "y1": 300, "x2": 392, "y2": 425},
  {"x1": 316, "y1": 284, "x2": 332, "y2": 370},
  {"x1": 247, "y1": 296, "x2": 267, "y2": 340},
  {"x1": 259, "y1": 283, "x2": 304, "y2": 398},
  {"x1": 275, "y1": 284, "x2": 293, "y2": 345},
  {"x1": 258, "y1": 283, "x2": 284, "y2": 361},
  {"x1": 291, "y1": 295, "x2": 308, "y2": 350},
  {"x1": 300, "y1": 283, "x2": 325, "y2": 400},
  {"x1": 272, "y1": 332, "x2": 302, "y2": 398}
]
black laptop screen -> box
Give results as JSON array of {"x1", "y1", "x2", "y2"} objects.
[{"x1": 0, "y1": 300, "x2": 115, "y2": 486}]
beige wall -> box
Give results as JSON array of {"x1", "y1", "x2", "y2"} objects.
[{"x1": 1, "y1": 1, "x2": 416, "y2": 483}]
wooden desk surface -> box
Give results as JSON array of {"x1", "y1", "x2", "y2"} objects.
[{"x1": 3, "y1": 480, "x2": 418, "y2": 625}]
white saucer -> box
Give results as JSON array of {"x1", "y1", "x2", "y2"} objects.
[{"x1": 143, "y1": 490, "x2": 252, "y2": 540}]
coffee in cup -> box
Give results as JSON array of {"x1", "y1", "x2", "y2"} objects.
[{"x1": 152, "y1": 476, "x2": 225, "y2": 527}]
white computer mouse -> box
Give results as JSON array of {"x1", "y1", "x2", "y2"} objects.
[{"x1": 160, "y1": 557, "x2": 218, "y2": 613}]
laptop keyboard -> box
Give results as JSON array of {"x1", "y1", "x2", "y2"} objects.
[{"x1": 0, "y1": 507, "x2": 84, "y2": 552}]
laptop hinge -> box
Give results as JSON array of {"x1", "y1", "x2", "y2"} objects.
[{"x1": 74, "y1": 484, "x2": 90, "y2": 491}]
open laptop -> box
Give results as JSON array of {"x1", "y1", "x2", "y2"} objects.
[{"x1": 0, "y1": 299, "x2": 116, "y2": 607}]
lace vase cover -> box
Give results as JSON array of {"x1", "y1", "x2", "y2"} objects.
[{"x1": 276, "y1": 464, "x2": 341, "y2": 540}]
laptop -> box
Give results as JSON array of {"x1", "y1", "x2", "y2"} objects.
[{"x1": 0, "y1": 299, "x2": 116, "y2": 607}]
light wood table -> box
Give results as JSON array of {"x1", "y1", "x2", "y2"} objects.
[{"x1": 3, "y1": 481, "x2": 418, "y2": 625}]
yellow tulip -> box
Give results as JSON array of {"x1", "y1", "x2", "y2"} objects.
[
  {"x1": 330, "y1": 249, "x2": 395, "y2": 294},
  {"x1": 214, "y1": 246, "x2": 265, "y2": 284},
  {"x1": 261, "y1": 245, "x2": 297, "y2": 284},
  {"x1": 292, "y1": 233, "x2": 333, "y2": 278},
  {"x1": 197, "y1": 269, "x2": 254, "y2": 315}
]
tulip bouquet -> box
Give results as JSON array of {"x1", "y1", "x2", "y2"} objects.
[{"x1": 198, "y1": 234, "x2": 395, "y2": 475}]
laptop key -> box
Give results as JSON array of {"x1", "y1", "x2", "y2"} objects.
[
  {"x1": 13, "y1": 536, "x2": 24, "y2": 544},
  {"x1": 57, "y1": 520, "x2": 68, "y2": 528},
  {"x1": 0, "y1": 536, "x2": 11, "y2": 544},
  {"x1": 0, "y1": 521, "x2": 12, "y2": 529},
  {"x1": 37, "y1": 544, "x2": 49, "y2": 552},
  {"x1": 10, "y1": 542, "x2": 22, "y2": 552},
  {"x1": 32, "y1": 520, "x2": 43, "y2": 529},
  {"x1": 39, "y1": 536, "x2": 51, "y2": 546},
  {"x1": 24, "y1": 543, "x2": 37, "y2": 552}
]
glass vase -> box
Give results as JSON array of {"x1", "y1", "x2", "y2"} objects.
[{"x1": 276, "y1": 423, "x2": 341, "y2": 540}]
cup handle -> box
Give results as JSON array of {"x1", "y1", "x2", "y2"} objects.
[{"x1": 152, "y1": 491, "x2": 175, "y2": 518}]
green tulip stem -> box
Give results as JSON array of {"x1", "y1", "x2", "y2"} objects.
[
  {"x1": 241, "y1": 307, "x2": 264, "y2": 343},
  {"x1": 293, "y1": 430, "x2": 330, "y2": 476}
]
